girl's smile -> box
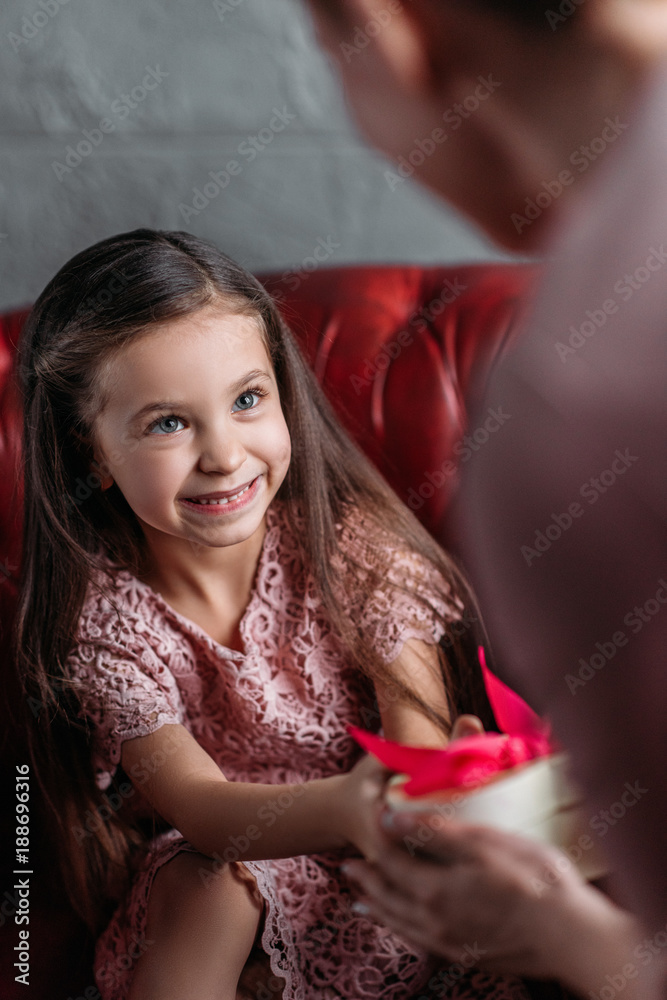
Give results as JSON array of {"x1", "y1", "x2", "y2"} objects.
[
  {"x1": 178, "y1": 473, "x2": 262, "y2": 514},
  {"x1": 25, "y1": 228, "x2": 484, "y2": 1000},
  {"x1": 89, "y1": 304, "x2": 291, "y2": 569}
]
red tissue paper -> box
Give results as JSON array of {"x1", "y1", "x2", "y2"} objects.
[{"x1": 346, "y1": 647, "x2": 556, "y2": 796}]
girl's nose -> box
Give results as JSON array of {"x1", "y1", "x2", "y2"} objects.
[{"x1": 197, "y1": 427, "x2": 247, "y2": 475}]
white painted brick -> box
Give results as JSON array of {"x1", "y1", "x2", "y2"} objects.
[{"x1": 0, "y1": 0, "x2": 516, "y2": 311}]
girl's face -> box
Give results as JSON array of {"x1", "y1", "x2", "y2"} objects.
[{"x1": 90, "y1": 304, "x2": 291, "y2": 559}]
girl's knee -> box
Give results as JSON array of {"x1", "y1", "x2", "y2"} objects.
[
  {"x1": 128, "y1": 853, "x2": 265, "y2": 999},
  {"x1": 151, "y1": 851, "x2": 262, "y2": 919}
]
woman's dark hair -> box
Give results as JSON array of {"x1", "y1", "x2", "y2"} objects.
[
  {"x1": 473, "y1": 0, "x2": 583, "y2": 28},
  {"x1": 470, "y1": 0, "x2": 576, "y2": 26},
  {"x1": 12, "y1": 228, "x2": 495, "y2": 932},
  {"x1": 311, "y1": 0, "x2": 579, "y2": 30}
]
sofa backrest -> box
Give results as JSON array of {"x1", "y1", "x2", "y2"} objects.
[
  {"x1": 0, "y1": 262, "x2": 537, "y2": 586},
  {"x1": 262, "y1": 263, "x2": 536, "y2": 545}
]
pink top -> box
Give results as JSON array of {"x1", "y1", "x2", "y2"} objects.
[{"x1": 67, "y1": 498, "x2": 531, "y2": 1000}]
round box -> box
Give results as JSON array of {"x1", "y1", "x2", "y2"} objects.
[{"x1": 384, "y1": 752, "x2": 607, "y2": 881}]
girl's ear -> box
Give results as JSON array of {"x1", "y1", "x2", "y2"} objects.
[
  {"x1": 71, "y1": 428, "x2": 114, "y2": 490},
  {"x1": 92, "y1": 451, "x2": 114, "y2": 491}
]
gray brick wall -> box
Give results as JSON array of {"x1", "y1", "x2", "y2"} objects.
[{"x1": 0, "y1": 0, "x2": 519, "y2": 312}]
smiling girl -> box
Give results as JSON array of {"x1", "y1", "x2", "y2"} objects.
[{"x1": 13, "y1": 228, "x2": 529, "y2": 1000}]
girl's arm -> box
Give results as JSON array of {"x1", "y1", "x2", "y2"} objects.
[
  {"x1": 338, "y1": 637, "x2": 479, "y2": 863},
  {"x1": 120, "y1": 723, "x2": 369, "y2": 861},
  {"x1": 373, "y1": 637, "x2": 452, "y2": 746},
  {"x1": 119, "y1": 637, "x2": 449, "y2": 864}
]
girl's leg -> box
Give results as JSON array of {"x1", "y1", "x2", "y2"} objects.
[
  {"x1": 127, "y1": 851, "x2": 264, "y2": 1000},
  {"x1": 236, "y1": 945, "x2": 286, "y2": 1000}
]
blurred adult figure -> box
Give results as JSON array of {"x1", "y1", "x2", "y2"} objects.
[{"x1": 303, "y1": 1, "x2": 667, "y2": 995}]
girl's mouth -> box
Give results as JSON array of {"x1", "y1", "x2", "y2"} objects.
[{"x1": 179, "y1": 476, "x2": 261, "y2": 515}]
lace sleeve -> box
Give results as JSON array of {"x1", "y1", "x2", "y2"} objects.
[
  {"x1": 335, "y1": 506, "x2": 465, "y2": 665},
  {"x1": 66, "y1": 611, "x2": 186, "y2": 789}
]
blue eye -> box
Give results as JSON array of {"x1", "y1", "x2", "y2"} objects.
[
  {"x1": 149, "y1": 415, "x2": 185, "y2": 435},
  {"x1": 232, "y1": 387, "x2": 266, "y2": 412}
]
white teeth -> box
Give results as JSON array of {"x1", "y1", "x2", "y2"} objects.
[{"x1": 189, "y1": 482, "x2": 253, "y2": 505}]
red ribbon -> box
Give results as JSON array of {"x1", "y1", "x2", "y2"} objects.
[{"x1": 347, "y1": 647, "x2": 555, "y2": 796}]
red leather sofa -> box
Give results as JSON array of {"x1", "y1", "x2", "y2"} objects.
[{"x1": 0, "y1": 262, "x2": 537, "y2": 999}]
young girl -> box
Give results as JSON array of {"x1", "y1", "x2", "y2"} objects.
[{"x1": 13, "y1": 228, "x2": 534, "y2": 1000}]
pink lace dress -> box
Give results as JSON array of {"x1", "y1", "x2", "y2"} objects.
[{"x1": 67, "y1": 499, "x2": 533, "y2": 1000}]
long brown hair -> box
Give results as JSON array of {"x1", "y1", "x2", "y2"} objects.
[{"x1": 12, "y1": 228, "x2": 495, "y2": 933}]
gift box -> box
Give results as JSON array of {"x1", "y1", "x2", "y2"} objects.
[{"x1": 347, "y1": 648, "x2": 607, "y2": 881}]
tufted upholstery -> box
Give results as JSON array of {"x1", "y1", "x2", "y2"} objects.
[
  {"x1": 0, "y1": 262, "x2": 537, "y2": 999},
  {"x1": 262, "y1": 264, "x2": 536, "y2": 545}
]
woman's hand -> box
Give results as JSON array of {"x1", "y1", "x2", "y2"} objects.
[
  {"x1": 342, "y1": 816, "x2": 596, "y2": 975},
  {"x1": 341, "y1": 788, "x2": 654, "y2": 996},
  {"x1": 336, "y1": 712, "x2": 660, "y2": 996}
]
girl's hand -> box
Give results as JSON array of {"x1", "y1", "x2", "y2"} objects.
[
  {"x1": 336, "y1": 753, "x2": 395, "y2": 862},
  {"x1": 449, "y1": 713, "x2": 485, "y2": 740},
  {"x1": 336, "y1": 715, "x2": 484, "y2": 861}
]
